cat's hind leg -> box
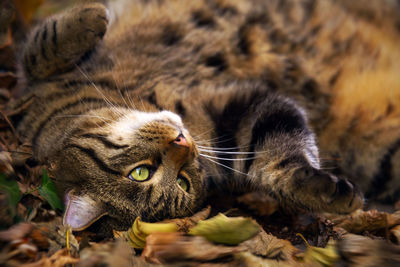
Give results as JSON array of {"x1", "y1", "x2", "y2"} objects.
[
  {"x1": 21, "y1": 3, "x2": 108, "y2": 80},
  {"x1": 204, "y1": 85, "x2": 363, "y2": 214}
]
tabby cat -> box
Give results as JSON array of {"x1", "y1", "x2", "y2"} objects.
[{"x1": 13, "y1": 0, "x2": 400, "y2": 233}]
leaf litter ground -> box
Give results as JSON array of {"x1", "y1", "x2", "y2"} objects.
[{"x1": 1, "y1": 1, "x2": 400, "y2": 266}]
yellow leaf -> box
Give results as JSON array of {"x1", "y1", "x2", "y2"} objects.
[
  {"x1": 188, "y1": 213, "x2": 260, "y2": 245},
  {"x1": 126, "y1": 217, "x2": 178, "y2": 249},
  {"x1": 296, "y1": 233, "x2": 339, "y2": 267}
]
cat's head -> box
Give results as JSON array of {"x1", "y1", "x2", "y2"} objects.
[{"x1": 51, "y1": 108, "x2": 205, "y2": 231}]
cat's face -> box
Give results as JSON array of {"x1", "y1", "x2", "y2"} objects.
[{"x1": 53, "y1": 108, "x2": 205, "y2": 231}]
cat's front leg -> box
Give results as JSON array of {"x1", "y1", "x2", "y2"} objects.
[
  {"x1": 204, "y1": 87, "x2": 363, "y2": 214},
  {"x1": 21, "y1": 3, "x2": 108, "y2": 80}
]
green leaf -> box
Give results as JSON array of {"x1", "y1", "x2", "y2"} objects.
[
  {"x1": 0, "y1": 173, "x2": 21, "y2": 216},
  {"x1": 188, "y1": 213, "x2": 260, "y2": 245},
  {"x1": 38, "y1": 169, "x2": 64, "y2": 211}
]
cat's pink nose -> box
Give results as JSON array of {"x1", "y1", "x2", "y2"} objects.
[{"x1": 172, "y1": 133, "x2": 189, "y2": 148}]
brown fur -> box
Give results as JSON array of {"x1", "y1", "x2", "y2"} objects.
[{"x1": 12, "y1": 0, "x2": 400, "y2": 233}]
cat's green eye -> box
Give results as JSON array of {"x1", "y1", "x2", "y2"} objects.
[
  {"x1": 177, "y1": 176, "x2": 189, "y2": 192},
  {"x1": 129, "y1": 166, "x2": 150, "y2": 182}
]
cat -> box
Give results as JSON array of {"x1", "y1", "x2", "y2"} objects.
[{"x1": 12, "y1": 0, "x2": 400, "y2": 233}]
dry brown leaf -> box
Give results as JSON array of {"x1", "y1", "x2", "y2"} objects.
[
  {"x1": 164, "y1": 206, "x2": 211, "y2": 232},
  {"x1": 0, "y1": 151, "x2": 14, "y2": 176},
  {"x1": 0, "y1": 222, "x2": 33, "y2": 241},
  {"x1": 390, "y1": 224, "x2": 400, "y2": 244},
  {"x1": 235, "y1": 251, "x2": 298, "y2": 267},
  {"x1": 142, "y1": 232, "x2": 245, "y2": 264},
  {"x1": 237, "y1": 192, "x2": 278, "y2": 216},
  {"x1": 10, "y1": 143, "x2": 33, "y2": 167},
  {"x1": 34, "y1": 217, "x2": 78, "y2": 255},
  {"x1": 104, "y1": 239, "x2": 137, "y2": 267},
  {"x1": 240, "y1": 229, "x2": 299, "y2": 262},
  {"x1": 21, "y1": 248, "x2": 79, "y2": 267},
  {"x1": 328, "y1": 209, "x2": 400, "y2": 234},
  {"x1": 0, "y1": 72, "x2": 16, "y2": 89},
  {"x1": 0, "y1": 45, "x2": 16, "y2": 74},
  {"x1": 0, "y1": 0, "x2": 14, "y2": 47},
  {"x1": 29, "y1": 226, "x2": 50, "y2": 250},
  {"x1": 338, "y1": 234, "x2": 400, "y2": 267}
]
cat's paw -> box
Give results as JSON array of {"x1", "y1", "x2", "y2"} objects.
[
  {"x1": 64, "y1": 3, "x2": 109, "y2": 48},
  {"x1": 292, "y1": 167, "x2": 364, "y2": 214},
  {"x1": 23, "y1": 3, "x2": 109, "y2": 79}
]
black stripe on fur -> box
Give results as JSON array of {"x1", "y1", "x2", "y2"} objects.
[
  {"x1": 366, "y1": 139, "x2": 400, "y2": 199},
  {"x1": 65, "y1": 144, "x2": 121, "y2": 176},
  {"x1": 244, "y1": 97, "x2": 308, "y2": 173},
  {"x1": 80, "y1": 133, "x2": 129, "y2": 149}
]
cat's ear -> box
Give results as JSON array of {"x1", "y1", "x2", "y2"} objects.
[
  {"x1": 63, "y1": 190, "x2": 107, "y2": 231},
  {"x1": 22, "y1": 3, "x2": 109, "y2": 80}
]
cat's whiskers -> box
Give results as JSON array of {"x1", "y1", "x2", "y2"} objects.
[
  {"x1": 123, "y1": 83, "x2": 137, "y2": 110},
  {"x1": 199, "y1": 153, "x2": 260, "y2": 161},
  {"x1": 193, "y1": 135, "x2": 234, "y2": 145},
  {"x1": 74, "y1": 96, "x2": 118, "y2": 128},
  {"x1": 198, "y1": 148, "x2": 259, "y2": 155},
  {"x1": 191, "y1": 128, "x2": 215, "y2": 140},
  {"x1": 197, "y1": 144, "x2": 281, "y2": 155},
  {"x1": 112, "y1": 71, "x2": 134, "y2": 111},
  {"x1": 76, "y1": 65, "x2": 128, "y2": 119},
  {"x1": 112, "y1": 60, "x2": 138, "y2": 110},
  {"x1": 55, "y1": 114, "x2": 114, "y2": 121},
  {"x1": 197, "y1": 144, "x2": 252, "y2": 151},
  {"x1": 200, "y1": 156, "x2": 254, "y2": 178}
]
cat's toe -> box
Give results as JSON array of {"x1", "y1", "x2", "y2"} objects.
[
  {"x1": 318, "y1": 173, "x2": 364, "y2": 213},
  {"x1": 291, "y1": 167, "x2": 364, "y2": 213},
  {"x1": 72, "y1": 3, "x2": 109, "y2": 43}
]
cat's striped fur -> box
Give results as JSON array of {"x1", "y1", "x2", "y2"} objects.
[{"x1": 13, "y1": 0, "x2": 400, "y2": 232}]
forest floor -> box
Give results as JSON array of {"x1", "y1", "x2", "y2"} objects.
[{"x1": 1, "y1": 1, "x2": 400, "y2": 266}]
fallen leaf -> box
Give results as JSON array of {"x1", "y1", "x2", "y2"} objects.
[
  {"x1": 390, "y1": 224, "x2": 400, "y2": 244},
  {"x1": 29, "y1": 226, "x2": 50, "y2": 250},
  {"x1": 38, "y1": 169, "x2": 63, "y2": 211},
  {"x1": 125, "y1": 217, "x2": 179, "y2": 249},
  {"x1": 0, "y1": 0, "x2": 14, "y2": 47},
  {"x1": 240, "y1": 229, "x2": 299, "y2": 261},
  {"x1": 164, "y1": 206, "x2": 211, "y2": 232},
  {"x1": 8, "y1": 241, "x2": 38, "y2": 261},
  {"x1": 105, "y1": 238, "x2": 136, "y2": 267},
  {"x1": 296, "y1": 234, "x2": 339, "y2": 267},
  {"x1": 21, "y1": 248, "x2": 79, "y2": 267},
  {"x1": 235, "y1": 251, "x2": 292, "y2": 267},
  {"x1": 0, "y1": 151, "x2": 13, "y2": 175},
  {"x1": 188, "y1": 213, "x2": 260, "y2": 245},
  {"x1": 0, "y1": 222, "x2": 33, "y2": 241},
  {"x1": 142, "y1": 232, "x2": 245, "y2": 264},
  {"x1": 34, "y1": 217, "x2": 79, "y2": 255},
  {"x1": 78, "y1": 239, "x2": 143, "y2": 267},
  {"x1": 0, "y1": 173, "x2": 21, "y2": 216},
  {"x1": 0, "y1": 45, "x2": 15, "y2": 73},
  {"x1": 338, "y1": 234, "x2": 400, "y2": 266},
  {"x1": 329, "y1": 209, "x2": 400, "y2": 234},
  {"x1": 237, "y1": 192, "x2": 278, "y2": 216},
  {"x1": 0, "y1": 72, "x2": 16, "y2": 89},
  {"x1": 10, "y1": 143, "x2": 33, "y2": 167}
]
